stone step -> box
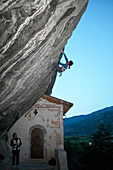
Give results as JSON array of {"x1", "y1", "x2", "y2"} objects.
[{"x1": 16, "y1": 162, "x2": 56, "y2": 170}]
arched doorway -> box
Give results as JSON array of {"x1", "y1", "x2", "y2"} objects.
[{"x1": 31, "y1": 128, "x2": 44, "y2": 159}]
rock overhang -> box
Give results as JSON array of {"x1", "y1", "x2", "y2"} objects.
[{"x1": 0, "y1": 0, "x2": 89, "y2": 137}]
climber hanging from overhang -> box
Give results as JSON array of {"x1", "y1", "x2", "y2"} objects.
[{"x1": 52, "y1": 48, "x2": 73, "y2": 77}]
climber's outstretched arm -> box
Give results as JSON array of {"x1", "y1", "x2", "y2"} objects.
[
  {"x1": 58, "y1": 61, "x2": 66, "y2": 68},
  {"x1": 63, "y1": 53, "x2": 68, "y2": 63},
  {"x1": 61, "y1": 50, "x2": 68, "y2": 63}
]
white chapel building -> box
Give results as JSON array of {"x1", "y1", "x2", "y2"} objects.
[{"x1": 8, "y1": 95, "x2": 73, "y2": 168}]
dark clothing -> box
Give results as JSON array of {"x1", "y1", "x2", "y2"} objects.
[
  {"x1": 10, "y1": 138, "x2": 22, "y2": 151},
  {"x1": 53, "y1": 52, "x2": 68, "y2": 73},
  {"x1": 52, "y1": 63, "x2": 63, "y2": 73},
  {"x1": 58, "y1": 53, "x2": 68, "y2": 69},
  {"x1": 12, "y1": 150, "x2": 20, "y2": 165},
  {"x1": 10, "y1": 138, "x2": 22, "y2": 165}
]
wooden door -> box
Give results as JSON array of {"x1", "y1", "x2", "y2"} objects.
[{"x1": 31, "y1": 128, "x2": 43, "y2": 158}]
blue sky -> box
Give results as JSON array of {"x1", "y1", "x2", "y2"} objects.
[{"x1": 52, "y1": 0, "x2": 113, "y2": 117}]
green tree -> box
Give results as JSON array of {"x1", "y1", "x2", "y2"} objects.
[
  {"x1": 85, "y1": 124, "x2": 113, "y2": 170},
  {"x1": 64, "y1": 137, "x2": 87, "y2": 170},
  {"x1": 64, "y1": 124, "x2": 113, "y2": 170}
]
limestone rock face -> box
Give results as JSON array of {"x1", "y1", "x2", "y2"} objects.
[{"x1": 0, "y1": 0, "x2": 89, "y2": 138}]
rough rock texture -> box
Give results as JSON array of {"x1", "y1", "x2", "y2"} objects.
[{"x1": 0, "y1": 0, "x2": 89, "y2": 166}]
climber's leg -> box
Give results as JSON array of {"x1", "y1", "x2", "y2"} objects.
[{"x1": 51, "y1": 63, "x2": 62, "y2": 73}]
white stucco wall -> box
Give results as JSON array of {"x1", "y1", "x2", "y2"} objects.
[{"x1": 8, "y1": 97, "x2": 64, "y2": 162}]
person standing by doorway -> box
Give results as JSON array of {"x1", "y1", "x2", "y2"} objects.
[{"x1": 10, "y1": 133, "x2": 22, "y2": 169}]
